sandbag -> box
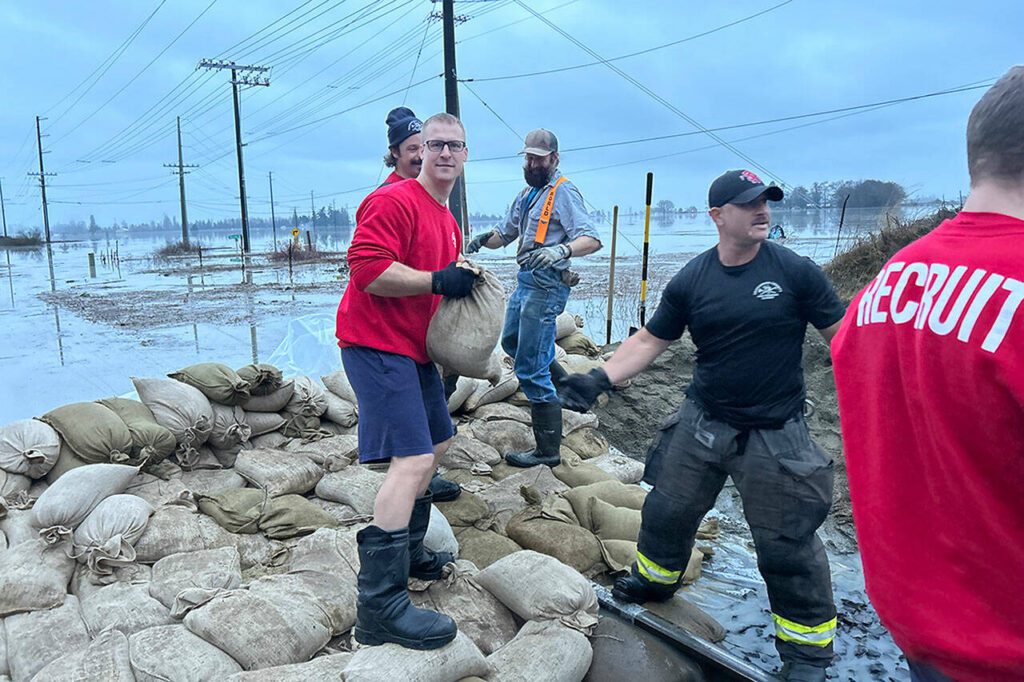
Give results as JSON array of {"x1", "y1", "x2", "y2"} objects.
[
  {"x1": 486, "y1": 620, "x2": 592, "y2": 682},
  {"x1": 288, "y1": 527, "x2": 360, "y2": 581},
  {"x1": 452, "y1": 527, "x2": 521, "y2": 569},
  {"x1": 563, "y1": 427, "x2": 610, "y2": 460},
  {"x1": 283, "y1": 376, "x2": 328, "y2": 418},
  {"x1": 70, "y1": 561, "x2": 151, "y2": 600},
  {"x1": 133, "y1": 505, "x2": 235, "y2": 564},
  {"x1": 0, "y1": 419, "x2": 60, "y2": 478},
  {"x1": 588, "y1": 452, "x2": 644, "y2": 484},
  {"x1": 563, "y1": 480, "x2": 646, "y2": 530},
  {"x1": 177, "y1": 445, "x2": 224, "y2": 471},
  {"x1": 435, "y1": 491, "x2": 494, "y2": 530},
  {"x1": 4, "y1": 596, "x2": 90, "y2": 682},
  {"x1": 209, "y1": 404, "x2": 252, "y2": 451},
  {"x1": 72, "y1": 494, "x2": 154, "y2": 578},
  {"x1": 0, "y1": 471, "x2": 30, "y2": 503},
  {"x1": 32, "y1": 628, "x2": 134, "y2": 682},
  {"x1": 179, "y1": 468, "x2": 246, "y2": 496},
  {"x1": 242, "y1": 380, "x2": 294, "y2": 413},
  {"x1": 236, "y1": 363, "x2": 283, "y2": 397},
  {"x1": 587, "y1": 497, "x2": 641, "y2": 541},
  {"x1": 44, "y1": 443, "x2": 90, "y2": 483},
  {"x1": 249, "y1": 431, "x2": 290, "y2": 449},
  {"x1": 308, "y1": 498, "x2": 362, "y2": 524},
  {"x1": 279, "y1": 412, "x2": 325, "y2": 439},
  {"x1": 559, "y1": 355, "x2": 605, "y2": 375},
  {"x1": 475, "y1": 550, "x2": 599, "y2": 632},
  {"x1": 440, "y1": 434, "x2": 501, "y2": 471},
  {"x1": 410, "y1": 561, "x2": 518, "y2": 656},
  {"x1": 232, "y1": 532, "x2": 289, "y2": 571},
  {"x1": 470, "y1": 419, "x2": 534, "y2": 456},
  {"x1": 244, "y1": 411, "x2": 286, "y2": 437},
  {"x1": 246, "y1": 569, "x2": 357, "y2": 636},
  {"x1": 315, "y1": 466, "x2": 384, "y2": 515},
  {"x1": 259, "y1": 494, "x2": 340, "y2": 539},
  {"x1": 39, "y1": 403, "x2": 133, "y2": 465},
  {"x1": 32, "y1": 463, "x2": 139, "y2": 544},
  {"x1": 342, "y1": 631, "x2": 489, "y2": 682},
  {"x1": 150, "y1": 545, "x2": 242, "y2": 616},
  {"x1": 552, "y1": 456, "x2": 617, "y2": 488},
  {"x1": 475, "y1": 465, "x2": 569, "y2": 534},
  {"x1": 424, "y1": 504, "x2": 458, "y2": 557},
  {"x1": 462, "y1": 369, "x2": 519, "y2": 412},
  {"x1": 169, "y1": 362, "x2": 251, "y2": 406},
  {"x1": 234, "y1": 448, "x2": 323, "y2": 496},
  {"x1": 183, "y1": 589, "x2": 330, "y2": 670},
  {"x1": 284, "y1": 435, "x2": 358, "y2": 471},
  {"x1": 79, "y1": 581, "x2": 175, "y2": 637},
  {"x1": 506, "y1": 508, "x2": 604, "y2": 574},
  {"x1": 322, "y1": 391, "x2": 358, "y2": 428},
  {"x1": 598, "y1": 538, "x2": 637, "y2": 573},
  {"x1": 197, "y1": 489, "x2": 266, "y2": 534},
  {"x1": 132, "y1": 377, "x2": 214, "y2": 460},
  {"x1": 318, "y1": 420, "x2": 358, "y2": 437},
  {"x1": 225, "y1": 653, "x2": 352, "y2": 681},
  {"x1": 0, "y1": 508, "x2": 36, "y2": 548},
  {"x1": 562, "y1": 408, "x2": 599, "y2": 436},
  {"x1": 469, "y1": 402, "x2": 532, "y2": 425},
  {"x1": 555, "y1": 311, "x2": 582, "y2": 340},
  {"x1": 321, "y1": 369, "x2": 357, "y2": 404},
  {"x1": 96, "y1": 397, "x2": 177, "y2": 466},
  {"x1": 128, "y1": 624, "x2": 242, "y2": 681},
  {"x1": 557, "y1": 330, "x2": 601, "y2": 357},
  {"x1": 0, "y1": 539, "x2": 74, "y2": 616},
  {"x1": 123, "y1": 474, "x2": 190, "y2": 508},
  {"x1": 447, "y1": 376, "x2": 482, "y2": 414},
  {"x1": 426, "y1": 267, "x2": 505, "y2": 384}
]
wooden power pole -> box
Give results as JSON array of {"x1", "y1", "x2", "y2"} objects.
[{"x1": 164, "y1": 117, "x2": 199, "y2": 246}]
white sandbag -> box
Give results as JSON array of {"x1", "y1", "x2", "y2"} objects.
[
  {"x1": 4, "y1": 596, "x2": 89, "y2": 682},
  {"x1": 70, "y1": 562, "x2": 152, "y2": 600},
  {"x1": 0, "y1": 529, "x2": 6, "y2": 552},
  {"x1": 231, "y1": 532, "x2": 289, "y2": 571},
  {"x1": 249, "y1": 431, "x2": 290, "y2": 449},
  {"x1": 475, "y1": 550, "x2": 599, "y2": 632},
  {"x1": 288, "y1": 527, "x2": 361, "y2": 581},
  {"x1": 0, "y1": 622, "x2": 5, "y2": 679},
  {"x1": 588, "y1": 452, "x2": 645, "y2": 484},
  {"x1": 72, "y1": 494, "x2": 154, "y2": 578},
  {"x1": 440, "y1": 433, "x2": 501, "y2": 471},
  {"x1": 32, "y1": 629, "x2": 134, "y2": 682},
  {"x1": 246, "y1": 569, "x2": 357, "y2": 636},
  {"x1": 123, "y1": 474, "x2": 190, "y2": 508},
  {"x1": 342, "y1": 631, "x2": 489, "y2": 682},
  {"x1": 426, "y1": 267, "x2": 505, "y2": 384},
  {"x1": 179, "y1": 469, "x2": 246, "y2": 496},
  {"x1": 447, "y1": 376, "x2": 483, "y2": 414},
  {"x1": 128, "y1": 624, "x2": 242, "y2": 681},
  {"x1": 133, "y1": 505, "x2": 235, "y2": 564},
  {"x1": 486, "y1": 620, "x2": 592, "y2": 682},
  {"x1": 314, "y1": 466, "x2": 385, "y2": 516},
  {"x1": 283, "y1": 376, "x2": 328, "y2": 418},
  {"x1": 31, "y1": 463, "x2": 138, "y2": 544},
  {"x1": 321, "y1": 369, "x2": 357, "y2": 405},
  {"x1": 225, "y1": 653, "x2": 352, "y2": 681},
  {"x1": 424, "y1": 505, "x2": 459, "y2": 558},
  {"x1": 0, "y1": 472, "x2": 30, "y2": 504},
  {"x1": 0, "y1": 420, "x2": 60, "y2": 478},
  {"x1": 243, "y1": 411, "x2": 286, "y2": 437},
  {"x1": 234, "y1": 448, "x2": 323, "y2": 496},
  {"x1": 0, "y1": 509, "x2": 36, "y2": 548},
  {"x1": 462, "y1": 369, "x2": 519, "y2": 412},
  {"x1": 132, "y1": 377, "x2": 214, "y2": 460},
  {"x1": 183, "y1": 589, "x2": 330, "y2": 670},
  {"x1": 79, "y1": 581, "x2": 174, "y2": 637},
  {"x1": 209, "y1": 404, "x2": 252, "y2": 451},
  {"x1": 555, "y1": 311, "x2": 582, "y2": 340},
  {"x1": 562, "y1": 408, "x2": 599, "y2": 435},
  {"x1": 322, "y1": 392, "x2": 358, "y2": 428},
  {"x1": 150, "y1": 546, "x2": 242, "y2": 616},
  {"x1": 242, "y1": 380, "x2": 294, "y2": 413},
  {"x1": 283, "y1": 435, "x2": 358, "y2": 471}
]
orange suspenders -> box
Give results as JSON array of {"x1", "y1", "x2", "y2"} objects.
[{"x1": 533, "y1": 176, "x2": 568, "y2": 244}]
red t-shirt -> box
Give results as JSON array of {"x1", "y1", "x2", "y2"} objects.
[
  {"x1": 383, "y1": 170, "x2": 404, "y2": 185},
  {"x1": 336, "y1": 179, "x2": 461, "y2": 363},
  {"x1": 832, "y1": 212, "x2": 1024, "y2": 681}
]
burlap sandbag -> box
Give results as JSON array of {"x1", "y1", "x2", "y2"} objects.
[
  {"x1": 279, "y1": 412, "x2": 325, "y2": 439},
  {"x1": 505, "y1": 507, "x2": 604, "y2": 574},
  {"x1": 259, "y1": 494, "x2": 340, "y2": 540},
  {"x1": 70, "y1": 561, "x2": 151, "y2": 600},
  {"x1": 234, "y1": 448, "x2": 323, "y2": 496},
  {"x1": 562, "y1": 408, "x2": 599, "y2": 436},
  {"x1": 322, "y1": 391, "x2": 358, "y2": 427},
  {"x1": 133, "y1": 377, "x2": 214, "y2": 461},
  {"x1": 169, "y1": 362, "x2": 251, "y2": 406},
  {"x1": 5, "y1": 595, "x2": 90, "y2": 682},
  {"x1": 0, "y1": 419, "x2": 60, "y2": 478},
  {"x1": 236, "y1": 363, "x2": 283, "y2": 397},
  {"x1": 409, "y1": 561, "x2": 518, "y2": 656},
  {"x1": 435, "y1": 491, "x2": 495, "y2": 530},
  {"x1": 0, "y1": 470, "x2": 30, "y2": 503},
  {"x1": 31, "y1": 463, "x2": 139, "y2": 544},
  {"x1": 486, "y1": 620, "x2": 592, "y2": 682},
  {"x1": 475, "y1": 465, "x2": 569, "y2": 534},
  {"x1": 598, "y1": 538, "x2": 638, "y2": 573},
  {"x1": 320, "y1": 369, "x2": 357, "y2": 405},
  {"x1": 587, "y1": 497, "x2": 641, "y2": 541},
  {"x1": 0, "y1": 538, "x2": 74, "y2": 616},
  {"x1": 242, "y1": 380, "x2": 294, "y2": 413},
  {"x1": 451, "y1": 527, "x2": 521, "y2": 570},
  {"x1": 426, "y1": 267, "x2": 505, "y2": 384},
  {"x1": 247, "y1": 569, "x2": 357, "y2": 636},
  {"x1": 283, "y1": 376, "x2": 328, "y2": 418},
  {"x1": 552, "y1": 455, "x2": 617, "y2": 488},
  {"x1": 243, "y1": 411, "x2": 286, "y2": 437},
  {"x1": 128, "y1": 624, "x2": 242, "y2": 681},
  {"x1": 284, "y1": 435, "x2": 357, "y2": 471},
  {"x1": 314, "y1": 466, "x2": 384, "y2": 515},
  {"x1": 72, "y1": 494, "x2": 154, "y2": 579},
  {"x1": 469, "y1": 402, "x2": 532, "y2": 425},
  {"x1": 588, "y1": 452, "x2": 645, "y2": 484},
  {"x1": 209, "y1": 404, "x2": 252, "y2": 451},
  {"x1": 559, "y1": 355, "x2": 605, "y2": 375},
  {"x1": 197, "y1": 488, "x2": 267, "y2": 534},
  {"x1": 79, "y1": 581, "x2": 174, "y2": 637},
  {"x1": 469, "y1": 419, "x2": 534, "y2": 457},
  {"x1": 556, "y1": 330, "x2": 601, "y2": 357},
  {"x1": 474, "y1": 550, "x2": 599, "y2": 632},
  {"x1": 440, "y1": 433, "x2": 501, "y2": 471},
  {"x1": 179, "y1": 468, "x2": 246, "y2": 496},
  {"x1": 39, "y1": 403, "x2": 133, "y2": 465},
  {"x1": 124, "y1": 473, "x2": 190, "y2": 508},
  {"x1": 562, "y1": 427, "x2": 610, "y2": 460},
  {"x1": 32, "y1": 628, "x2": 134, "y2": 682},
  {"x1": 563, "y1": 480, "x2": 646, "y2": 530},
  {"x1": 462, "y1": 368, "x2": 519, "y2": 412},
  {"x1": 288, "y1": 527, "x2": 361, "y2": 581},
  {"x1": 249, "y1": 431, "x2": 290, "y2": 449},
  {"x1": 133, "y1": 505, "x2": 236, "y2": 564},
  {"x1": 342, "y1": 631, "x2": 489, "y2": 682},
  {"x1": 178, "y1": 445, "x2": 224, "y2": 471},
  {"x1": 424, "y1": 504, "x2": 458, "y2": 557},
  {"x1": 447, "y1": 376, "x2": 483, "y2": 414},
  {"x1": 0, "y1": 508, "x2": 36, "y2": 547},
  {"x1": 224, "y1": 653, "x2": 352, "y2": 681},
  {"x1": 150, "y1": 545, "x2": 242, "y2": 617},
  {"x1": 554, "y1": 311, "x2": 582, "y2": 340},
  {"x1": 308, "y1": 498, "x2": 362, "y2": 525},
  {"x1": 97, "y1": 397, "x2": 178, "y2": 467}
]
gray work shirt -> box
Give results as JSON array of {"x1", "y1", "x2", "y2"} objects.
[{"x1": 493, "y1": 170, "x2": 601, "y2": 270}]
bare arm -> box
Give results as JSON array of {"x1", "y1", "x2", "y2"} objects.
[
  {"x1": 566, "y1": 235, "x2": 601, "y2": 258},
  {"x1": 364, "y1": 261, "x2": 433, "y2": 297},
  {"x1": 602, "y1": 328, "x2": 673, "y2": 385},
  {"x1": 817, "y1": 320, "x2": 841, "y2": 345}
]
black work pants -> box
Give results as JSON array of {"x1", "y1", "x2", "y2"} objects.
[{"x1": 638, "y1": 399, "x2": 836, "y2": 668}]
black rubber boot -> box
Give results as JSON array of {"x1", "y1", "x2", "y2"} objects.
[
  {"x1": 779, "y1": 662, "x2": 827, "y2": 682},
  {"x1": 505, "y1": 401, "x2": 562, "y2": 468},
  {"x1": 354, "y1": 525, "x2": 457, "y2": 649},
  {"x1": 408, "y1": 491, "x2": 454, "y2": 580},
  {"x1": 612, "y1": 569, "x2": 680, "y2": 604},
  {"x1": 428, "y1": 471, "x2": 461, "y2": 502}
]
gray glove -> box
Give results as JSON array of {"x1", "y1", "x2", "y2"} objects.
[
  {"x1": 525, "y1": 243, "x2": 571, "y2": 270},
  {"x1": 465, "y1": 230, "x2": 494, "y2": 255}
]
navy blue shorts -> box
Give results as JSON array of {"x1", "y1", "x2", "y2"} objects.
[{"x1": 341, "y1": 346, "x2": 453, "y2": 463}]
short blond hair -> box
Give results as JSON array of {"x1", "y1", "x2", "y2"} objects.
[{"x1": 422, "y1": 112, "x2": 465, "y2": 139}]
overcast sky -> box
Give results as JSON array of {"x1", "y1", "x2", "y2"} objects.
[{"x1": 1, "y1": 0, "x2": 1019, "y2": 229}]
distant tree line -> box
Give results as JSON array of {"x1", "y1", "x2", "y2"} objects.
[
  {"x1": 777, "y1": 179, "x2": 907, "y2": 209},
  {"x1": 50, "y1": 206, "x2": 351, "y2": 236}
]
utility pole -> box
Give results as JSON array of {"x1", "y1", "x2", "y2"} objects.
[
  {"x1": 268, "y1": 172, "x2": 278, "y2": 251},
  {"x1": 0, "y1": 178, "x2": 8, "y2": 238},
  {"x1": 441, "y1": 0, "x2": 469, "y2": 240},
  {"x1": 32, "y1": 116, "x2": 56, "y2": 243},
  {"x1": 310, "y1": 191, "x2": 316, "y2": 236},
  {"x1": 197, "y1": 59, "x2": 270, "y2": 253},
  {"x1": 164, "y1": 117, "x2": 199, "y2": 246}
]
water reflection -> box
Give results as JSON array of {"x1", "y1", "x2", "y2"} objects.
[{"x1": 44, "y1": 243, "x2": 65, "y2": 366}]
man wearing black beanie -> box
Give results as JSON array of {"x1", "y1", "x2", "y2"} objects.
[{"x1": 382, "y1": 106, "x2": 423, "y2": 186}]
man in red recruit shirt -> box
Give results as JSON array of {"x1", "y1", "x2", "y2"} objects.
[
  {"x1": 832, "y1": 66, "x2": 1024, "y2": 682},
  {"x1": 335, "y1": 112, "x2": 478, "y2": 650}
]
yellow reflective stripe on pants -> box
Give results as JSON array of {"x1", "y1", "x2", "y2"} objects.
[
  {"x1": 636, "y1": 551, "x2": 681, "y2": 585},
  {"x1": 772, "y1": 614, "x2": 837, "y2": 647}
]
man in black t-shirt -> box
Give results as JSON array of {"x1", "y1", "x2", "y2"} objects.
[{"x1": 562, "y1": 170, "x2": 845, "y2": 682}]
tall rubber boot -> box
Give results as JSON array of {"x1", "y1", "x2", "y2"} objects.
[
  {"x1": 354, "y1": 525, "x2": 457, "y2": 649},
  {"x1": 506, "y1": 401, "x2": 562, "y2": 468},
  {"x1": 612, "y1": 567, "x2": 680, "y2": 604},
  {"x1": 779, "y1": 662, "x2": 827, "y2": 682},
  {"x1": 428, "y1": 471, "x2": 461, "y2": 502},
  {"x1": 409, "y1": 491, "x2": 454, "y2": 580}
]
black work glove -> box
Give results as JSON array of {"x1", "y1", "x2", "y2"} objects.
[
  {"x1": 465, "y1": 230, "x2": 494, "y2": 254},
  {"x1": 431, "y1": 261, "x2": 479, "y2": 298},
  {"x1": 560, "y1": 367, "x2": 613, "y2": 413}
]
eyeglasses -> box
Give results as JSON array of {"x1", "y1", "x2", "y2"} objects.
[{"x1": 424, "y1": 139, "x2": 467, "y2": 153}]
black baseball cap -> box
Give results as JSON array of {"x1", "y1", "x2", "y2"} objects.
[{"x1": 708, "y1": 169, "x2": 784, "y2": 208}]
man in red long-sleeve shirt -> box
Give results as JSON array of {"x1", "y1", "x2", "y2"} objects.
[
  {"x1": 335, "y1": 112, "x2": 478, "y2": 650},
  {"x1": 833, "y1": 66, "x2": 1024, "y2": 681}
]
